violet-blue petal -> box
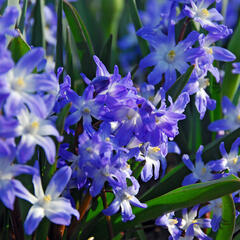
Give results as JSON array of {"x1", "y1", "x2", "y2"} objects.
[
  {"x1": 24, "y1": 205, "x2": 44, "y2": 235},
  {"x1": 0, "y1": 180, "x2": 15, "y2": 209},
  {"x1": 45, "y1": 166, "x2": 72, "y2": 199},
  {"x1": 212, "y1": 46, "x2": 236, "y2": 62}
]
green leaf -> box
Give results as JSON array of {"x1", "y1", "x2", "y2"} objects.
[
  {"x1": 85, "y1": 175, "x2": 240, "y2": 239},
  {"x1": 63, "y1": 0, "x2": 95, "y2": 78},
  {"x1": 8, "y1": 32, "x2": 31, "y2": 62},
  {"x1": 100, "y1": 34, "x2": 112, "y2": 70},
  {"x1": 141, "y1": 127, "x2": 240, "y2": 202},
  {"x1": 128, "y1": 0, "x2": 149, "y2": 56},
  {"x1": 216, "y1": 195, "x2": 236, "y2": 240},
  {"x1": 49, "y1": 103, "x2": 71, "y2": 176},
  {"x1": 55, "y1": 0, "x2": 64, "y2": 75},
  {"x1": 166, "y1": 65, "x2": 195, "y2": 102},
  {"x1": 18, "y1": 0, "x2": 27, "y2": 33},
  {"x1": 32, "y1": 0, "x2": 45, "y2": 48},
  {"x1": 222, "y1": 20, "x2": 240, "y2": 100}
]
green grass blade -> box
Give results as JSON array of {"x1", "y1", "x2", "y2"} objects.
[
  {"x1": 216, "y1": 195, "x2": 236, "y2": 240},
  {"x1": 8, "y1": 32, "x2": 31, "y2": 62},
  {"x1": 18, "y1": 0, "x2": 27, "y2": 33},
  {"x1": 128, "y1": 0, "x2": 149, "y2": 56},
  {"x1": 55, "y1": 0, "x2": 64, "y2": 75},
  {"x1": 32, "y1": 0, "x2": 45, "y2": 48},
  {"x1": 63, "y1": 0, "x2": 95, "y2": 78}
]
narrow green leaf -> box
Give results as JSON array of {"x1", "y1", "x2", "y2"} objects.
[
  {"x1": 222, "y1": 20, "x2": 240, "y2": 100},
  {"x1": 55, "y1": 0, "x2": 64, "y2": 75},
  {"x1": 86, "y1": 175, "x2": 240, "y2": 239},
  {"x1": 216, "y1": 195, "x2": 236, "y2": 240},
  {"x1": 49, "y1": 103, "x2": 71, "y2": 176},
  {"x1": 32, "y1": 0, "x2": 45, "y2": 48},
  {"x1": 8, "y1": 32, "x2": 31, "y2": 62},
  {"x1": 63, "y1": 0, "x2": 95, "y2": 77},
  {"x1": 18, "y1": 0, "x2": 27, "y2": 33},
  {"x1": 141, "y1": 127, "x2": 240, "y2": 202},
  {"x1": 166, "y1": 65, "x2": 195, "y2": 102},
  {"x1": 100, "y1": 35, "x2": 112, "y2": 70},
  {"x1": 128, "y1": 0, "x2": 149, "y2": 56}
]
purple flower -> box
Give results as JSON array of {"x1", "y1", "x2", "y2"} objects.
[
  {"x1": 179, "y1": 205, "x2": 212, "y2": 240},
  {"x1": 0, "y1": 6, "x2": 19, "y2": 42},
  {"x1": 183, "y1": 0, "x2": 223, "y2": 31},
  {"x1": 155, "y1": 212, "x2": 182, "y2": 240},
  {"x1": 208, "y1": 96, "x2": 240, "y2": 132},
  {"x1": 182, "y1": 146, "x2": 213, "y2": 186},
  {"x1": 13, "y1": 165, "x2": 79, "y2": 235},
  {"x1": 102, "y1": 177, "x2": 147, "y2": 222},
  {"x1": 232, "y1": 62, "x2": 240, "y2": 74},
  {"x1": 138, "y1": 24, "x2": 202, "y2": 89},
  {"x1": 199, "y1": 198, "x2": 222, "y2": 232},
  {"x1": 209, "y1": 138, "x2": 240, "y2": 176},
  {"x1": 0, "y1": 139, "x2": 36, "y2": 209},
  {"x1": 0, "y1": 107, "x2": 62, "y2": 164},
  {"x1": 0, "y1": 47, "x2": 58, "y2": 117}
]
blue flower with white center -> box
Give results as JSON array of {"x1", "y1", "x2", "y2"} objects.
[
  {"x1": 209, "y1": 138, "x2": 240, "y2": 176},
  {"x1": 0, "y1": 47, "x2": 58, "y2": 117},
  {"x1": 0, "y1": 139, "x2": 37, "y2": 209},
  {"x1": 197, "y1": 34, "x2": 236, "y2": 82},
  {"x1": 179, "y1": 205, "x2": 212, "y2": 240},
  {"x1": 184, "y1": 60, "x2": 216, "y2": 119},
  {"x1": 102, "y1": 177, "x2": 147, "y2": 222},
  {"x1": 0, "y1": 107, "x2": 62, "y2": 164},
  {"x1": 183, "y1": 0, "x2": 223, "y2": 31},
  {"x1": 199, "y1": 198, "x2": 222, "y2": 232},
  {"x1": 155, "y1": 212, "x2": 182, "y2": 240},
  {"x1": 208, "y1": 96, "x2": 240, "y2": 132},
  {"x1": 0, "y1": 6, "x2": 19, "y2": 42},
  {"x1": 136, "y1": 142, "x2": 167, "y2": 182},
  {"x1": 65, "y1": 84, "x2": 105, "y2": 135},
  {"x1": 138, "y1": 23, "x2": 202, "y2": 89},
  {"x1": 182, "y1": 145, "x2": 213, "y2": 186},
  {"x1": 13, "y1": 165, "x2": 79, "y2": 235}
]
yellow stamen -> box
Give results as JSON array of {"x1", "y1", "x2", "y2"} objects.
[
  {"x1": 237, "y1": 114, "x2": 240, "y2": 121},
  {"x1": 167, "y1": 50, "x2": 176, "y2": 62},
  {"x1": 152, "y1": 147, "x2": 160, "y2": 153},
  {"x1": 83, "y1": 108, "x2": 90, "y2": 113},
  {"x1": 233, "y1": 157, "x2": 238, "y2": 164},
  {"x1": 206, "y1": 48, "x2": 213, "y2": 55},
  {"x1": 201, "y1": 8, "x2": 209, "y2": 17},
  {"x1": 86, "y1": 147, "x2": 92, "y2": 152},
  {"x1": 31, "y1": 121, "x2": 39, "y2": 130},
  {"x1": 105, "y1": 137, "x2": 110, "y2": 142},
  {"x1": 44, "y1": 195, "x2": 51, "y2": 202},
  {"x1": 192, "y1": 220, "x2": 198, "y2": 224},
  {"x1": 202, "y1": 167, "x2": 207, "y2": 174},
  {"x1": 16, "y1": 77, "x2": 25, "y2": 87},
  {"x1": 169, "y1": 219, "x2": 178, "y2": 225}
]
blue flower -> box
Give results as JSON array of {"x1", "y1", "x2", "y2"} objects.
[
  {"x1": 232, "y1": 62, "x2": 240, "y2": 74},
  {"x1": 0, "y1": 47, "x2": 58, "y2": 117},
  {"x1": 208, "y1": 96, "x2": 240, "y2": 132},
  {"x1": 183, "y1": 0, "x2": 223, "y2": 31},
  {"x1": 182, "y1": 146, "x2": 213, "y2": 186},
  {"x1": 209, "y1": 138, "x2": 240, "y2": 176},
  {"x1": 138, "y1": 24, "x2": 202, "y2": 89},
  {"x1": 102, "y1": 177, "x2": 147, "y2": 222},
  {"x1": 179, "y1": 205, "x2": 212, "y2": 240},
  {"x1": 199, "y1": 198, "x2": 222, "y2": 232},
  {"x1": 155, "y1": 212, "x2": 182, "y2": 240},
  {"x1": 0, "y1": 6, "x2": 19, "y2": 42},
  {"x1": 0, "y1": 139, "x2": 36, "y2": 209},
  {"x1": 0, "y1": 107, "x2": 62, "y2": 164},
  {"x1": 13, "y1": 165, "x2": 79, "y2": 235}
]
